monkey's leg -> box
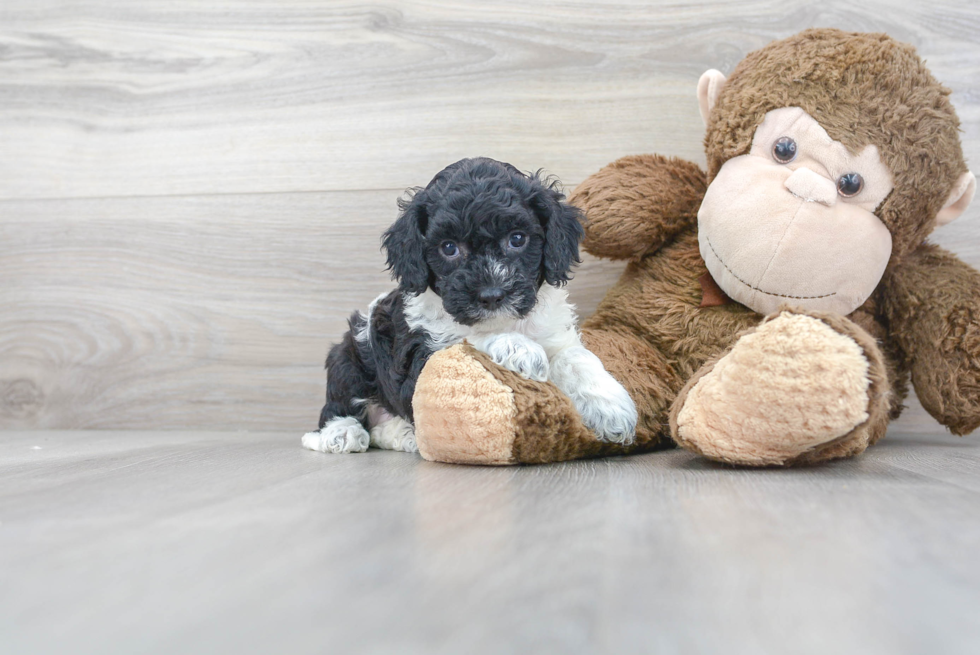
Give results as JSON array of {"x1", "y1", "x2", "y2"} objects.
[
  {"x1": 670, "y1": 309, "x2": 891, "y2": 466},
  {"x1": 412, "y1": 329, "x2": 679, "y2": 465}
]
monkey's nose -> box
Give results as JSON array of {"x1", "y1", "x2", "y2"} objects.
[
  {"x1": 784, "y1": 167, "x2": 837, "y2": 206},
  {"x1": 478, "y1": 287, "x2": 506, "y2": 310}
]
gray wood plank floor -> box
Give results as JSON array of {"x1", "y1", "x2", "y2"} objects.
[{"x1": 3, "y1": 427, "x2": 979, "y2": 654}]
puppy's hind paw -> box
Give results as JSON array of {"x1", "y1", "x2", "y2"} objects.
[
  {"x1": 478, "y1": 333, "x2": 550, "y2": 382},
  {"x1": 302, "y1": 417, "x2": 370, "y2": 454},
  {"x1": 369, "y1": 415, "x2": 419, "y2": 453}
]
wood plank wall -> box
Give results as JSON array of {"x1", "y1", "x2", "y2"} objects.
[{"x1": 2, "y1": 1, "x2": 979, "y2": 431}]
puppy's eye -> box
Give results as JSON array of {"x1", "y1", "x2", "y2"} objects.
[
  {"x1": 837, "y1": 172, "x2": 864, "y2": 197},
  {"x1": 507, "y1": 232, "x2": 527, "y2": 249},
  {"x1": 440, "y1": 241, "x2": 460, "y2": 259},
  {"x1": 772, "y1": 137, "x2": 797, "y2": 164}
]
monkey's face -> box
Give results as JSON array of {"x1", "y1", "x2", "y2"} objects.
[{"x1": 698, "y1": 107, "x2": 894, "y2": 316}]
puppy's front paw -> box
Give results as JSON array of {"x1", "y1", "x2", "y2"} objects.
[
  {"x1": 549, "y1": 346, "x2": 638, "y2": 445},
  {"x1": 302, "y1": 417, "x2": 370, "y2": 454},
  {"x1": 575, "y1": 382, "x2": 638, "y2": 445},
  {"x1": 477, "y1": 333, "x2": 550, "y2": 382}
]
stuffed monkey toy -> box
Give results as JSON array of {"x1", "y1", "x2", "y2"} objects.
[{"x1": 411, "y1": 28, "x2": 980, "y2": 466}]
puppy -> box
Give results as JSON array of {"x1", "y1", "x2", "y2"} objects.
[{"x1": 302, "y1": 157, "x2": 637, "y2": 454}]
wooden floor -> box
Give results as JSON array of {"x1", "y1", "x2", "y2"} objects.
[{"x1": 3, "y1": 427, "x2": 979, "y2": 654}]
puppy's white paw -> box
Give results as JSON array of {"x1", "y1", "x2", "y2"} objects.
[
  {"x1": 477, "y1": 333, "x2": 550, "y2": 382},
  {"x1": 369, "y1": 415, "x2": 419, "y2": 453},
  {"x1": 574, "y1": 381, "x2": 638, "y2": 445},
  {"x1": 302, "y1": 417, "x2": 370, "y2": 454},
  {"x1": 549, "y1": 346, "x2": 638, "y2": 445}
]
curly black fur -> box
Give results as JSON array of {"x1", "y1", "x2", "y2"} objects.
[{"x1": 319, "y1": 290, "x2": 430, "y2": 426}]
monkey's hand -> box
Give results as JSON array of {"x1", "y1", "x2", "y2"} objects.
[
  {"x1": 882, "y1": 244, "x2": 980, "y2": 435},
  {"x1": 570, "y1": 154, "x2": 706, "y2": 261}
]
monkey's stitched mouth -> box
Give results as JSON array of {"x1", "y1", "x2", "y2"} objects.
[{"x1": 705, "y1": 237, "x2": 836, "y2": 301}]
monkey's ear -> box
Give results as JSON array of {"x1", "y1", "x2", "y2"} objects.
[
  {"x1": 697, "y1": 69, "x2": 727, "y2": 127},
  {"x1": 530, "y1": 183, "x2": 584, "y2": 287},
  {"x1": 936, "y1": 171, "x2": 977, "y2": 227},
  {"x1": 382, "y1": 190, "x2": 430, "y2": 294}
]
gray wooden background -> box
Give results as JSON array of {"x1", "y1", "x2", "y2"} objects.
[{"x1": 1, "y1": 1, "x2": 978, "y2": 432}]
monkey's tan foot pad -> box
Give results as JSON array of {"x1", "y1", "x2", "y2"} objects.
[
  {"x1": 670, "y1": 311, "x2": 886, "y2": 467},
  {"x1": 413, "y1": 343, "x2": 634, "y2": 465}
]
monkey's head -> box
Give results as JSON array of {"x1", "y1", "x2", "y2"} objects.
[{"x1": 697, "y1": 29, "x2": 976, "y2": 316}]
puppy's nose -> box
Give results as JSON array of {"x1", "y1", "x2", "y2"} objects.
[{"x1": 478, "y1": 287, "x2": 506, "y2": 310}]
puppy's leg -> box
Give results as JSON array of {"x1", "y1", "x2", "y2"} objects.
[
  {"x1": 549, "y1": 346, "x2": 638, "y2": 445},
  {"x1": 367, "y1": 404, "x2": 419, "y2": 453},
  {"x1": 472, "y1": 332, "x2": 550, "y2": 382},
  {"x1": 302, "y1": 331, "x2": 373, "y2": 454}
]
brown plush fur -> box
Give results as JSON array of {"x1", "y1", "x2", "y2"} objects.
[
  {"x1": 573, "y1": 29, "x2": 978, "y2": 464},
  {"x1": 412, "y1": 29, "x2": 980, "y2": 466},
  {"x1": 573, "y1": 154, "x2": 707, "y2": 261},
  {"x1": 413, "y1": 343, "x2": 520, "y2": 465},
  {"x1": 881, "y1": 244, "x2": 980, "y2": 434}
]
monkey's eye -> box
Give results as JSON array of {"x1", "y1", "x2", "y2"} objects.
[
  {"x1": 440, "y1": 241, "x2": 460, "y2": 259},
  {"x1": 507, "y1": 232, "x2": 527, "y2": 250},
  {"x1": 837, "y1": 173, "x2": 864, "y2": 198},
  {"x1": 772, "y1": 137, "x2": 798, "y2": 164}
]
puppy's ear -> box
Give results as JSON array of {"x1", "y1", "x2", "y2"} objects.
[
  {"x1": 382, "y1": 189, "x2": 430, "y2": 295},
  {"x1": 529, "y1": 177, "x2": 584, "y2": 286}
]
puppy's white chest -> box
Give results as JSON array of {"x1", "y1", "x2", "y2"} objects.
[{"x1": 401, "y1": 286, "x2": 578, "y2": 355}]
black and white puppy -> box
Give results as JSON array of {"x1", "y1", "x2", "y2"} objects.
[{"x1": 302, "y1": 157, "x2": 637, "y2": 454}]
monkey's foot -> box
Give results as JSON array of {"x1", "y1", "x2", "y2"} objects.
[
  {"x1": 670, "y1": 310, "x2": 890, "y2": 466},
  {"x1": 413, "y1": 343, "x2": 639, "y2": 465}
]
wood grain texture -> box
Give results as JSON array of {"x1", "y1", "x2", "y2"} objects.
[
  {"x1": 2, "y1": 428, "x2": 979, "y2": 654},
  {"x1": 1, "y1": 1, "x2": 979, "y2": 430},
  {"x1": 0, "y1": 1, "x2": 978, "y2": 199}
]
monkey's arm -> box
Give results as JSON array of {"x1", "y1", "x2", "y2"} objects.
[
  {"x1": 570, "y1": 154, "x2": 706, "y2": 261},
  {"x1": 881, "y1": 243, "x2": 980, "y2": 435}
]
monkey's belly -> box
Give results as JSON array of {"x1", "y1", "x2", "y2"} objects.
[
  {"x1": 584, "y1": 230, "x2": 897, "y2": 390},
  {"x1": 585, "y1": 231, "x2": 760, "y2": 380}
]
